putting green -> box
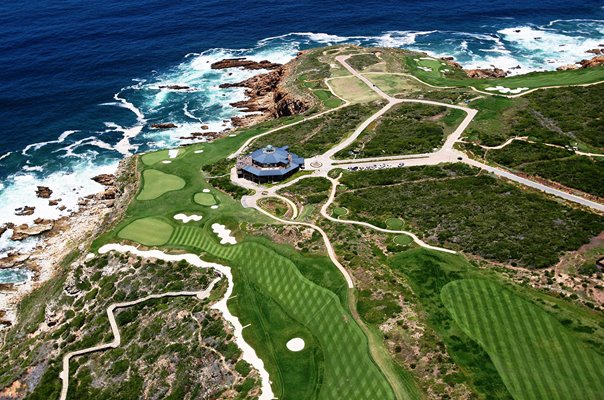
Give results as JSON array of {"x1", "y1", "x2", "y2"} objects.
[
  {"x1": 194, "y1": 192, "x2": 217, "y2": 206},
  {"x1": 386, "y1": 217, "x2": 404, "y2": 229},
  {"x1": 141, "y1": 149, "x2": 182, "y2": 166},
  {"x1": 137, "y1": 169, "x2": 185, "y2": 201},
  {"x1": 393, "y1": 235, "x2": 412, "y2": 246},
  {"x1": 118, "y1": 217, "x2": 174, "y2": 246},
  {"x1": 332, "y1": 207, "x2": 348, "y2": 217}
]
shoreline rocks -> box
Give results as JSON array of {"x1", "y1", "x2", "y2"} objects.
[
  {"x1": 211, "y1": 58, "x2": 281, "y2": 70},
  {"x1": 464, "y1": 67, "x2": 508, "y2": 79},
  {"x1": 14, "y1": 206, "x2": 35, "y2": 216},
  {"x1": 150, "y1": 123, "x2": 178, "y2": 129},
  {"x1": 92, "y1": 173, "x2": 116, "y2": 186},
  {"x1": 158, "y1": 84, "x2": 190, "y2": 90},
  {"x1": 10, "y1": 222, "x2": 54, "y2": 241},
  {"x1": 35, "y1": 186, "x2": 52, "y2": 199}
]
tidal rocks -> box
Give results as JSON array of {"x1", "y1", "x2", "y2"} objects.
[
  {"x1": 0, "y1": 225, "x2": 6, "y2": 236},
  {"x1": 586, "y1": 48, "x2": 603, "y2": 55},
  {"x1": 35, "y1": 186, "x2": 52, "y2": 199},
  {"x1": 0, "y1": 253, "x2": 30, "y2": 269},
  {"x1": 464, "y1": 68, "x2": 508, "y2": 79},
  {"x1": 211, "y1": 58, "x2": 281, "y2": 70},
  {"x1": 159, "y1": 84, "x2": 190, "y2": 90},
  {"x1": 15, "y1": 206, "x2": 35, "y2": 216},
  {"x1": 201, "y1": 125, "x2": 209, "y2": 130},
  {"x1": 48, "y1": 199, "x2": 59, "y2": 206},
  {"x1": 92, "y1": 173, "x2": 116, "y2": 186},
  {"x1": 150, "y1": 123, "x2": 178, "y2": 129},
  {"x1": 10, "y1": 222, "x2": 53, "y2": 241},
  {"x1": 557, "y1": 64, "x2": 581, "y2": 71},
  {"x1": 579, "y1": 55, "x2": 604, "y2": 68}
]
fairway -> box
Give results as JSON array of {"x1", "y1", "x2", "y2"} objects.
[
  {"x1": 194, "y1": 192, "x2": 217, "y2": 206},
  {"x1": 118, "y1": 217, "x2": 174, "y2": 245},
  {"x1": 137, "y1": 169, "x2": 186, "y2": 200},
  {"x1": 165, "y1": 225, "x2": 396, "y2": 400},
  {"x1": 441, "y1": 279, "x2": 604, "y2": 400},
  {"x1": 329, "y1": 76, "x2": 381, "y2": 103}
]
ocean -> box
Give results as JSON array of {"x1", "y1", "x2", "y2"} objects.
[{"x1": 1, "y1": 0, "x2": 603, "y2": 281}]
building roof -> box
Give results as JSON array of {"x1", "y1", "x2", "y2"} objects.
[{"x1": 250, "y1": 145, "x2": 290, "y2": 165}]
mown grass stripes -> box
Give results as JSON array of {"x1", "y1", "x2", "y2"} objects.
[
  {"x1": 167, "y1": 224, "x2": 395, "y2": 399},
  {"x1": 442, "y1": 279, "x2": 604, "y2": 400}
]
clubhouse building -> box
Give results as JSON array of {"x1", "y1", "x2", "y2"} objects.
[{"x1": 237, "y1": 145, "x2": 305, "y2": 184}]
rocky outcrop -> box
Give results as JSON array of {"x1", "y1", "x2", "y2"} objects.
[
  {"x1": 92, "y1": 173, "x2": 116, "y2": 186},
  {"x1": 579, "y1": 56, "x2": 604, "y2": 68},
  {"x1": 0, "y1": 253, "x2": 29, "y2": 269},
  {"x1": 557, "y1": 64, "x2": 581, "y2": 71},
  {"x1": 150, "y1": 123, "x2": 177, "y2": 129},
  {"x1": 211, "y1": 58, "x2": 281, "y2": 70},
  {"x1": 0, "y1": 224, "x2": 6, "y2": 236},
  {"x1": 159, "y1": 84, "x2": 190, "y2": 90},
  {"x1": 11, "y1": 222, "x2": 53, "y2": 241},
  {"x1": 441, "y1": 57, "x2": 463, "y2": 69},
  {"x1": 15, "y1": 206, "x2": 35, "y2": 216},
  {"x1": 586, "y1": 49, "x2": 603, "y2": 55},
  {"x1": 218, "y1": 54, "x2": 312, "y2": 128},
  {"x1": 35, "y1": 186, "x2": 52, "y2": 199},
  {"x1": 464, "y1": 68, "x2": 508, "y2": 79}
]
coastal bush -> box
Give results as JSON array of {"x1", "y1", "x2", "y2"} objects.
[
  {"x1": 336, "y1": 103, "x2": 453, "y2": 158},
  {"x1": 336, "y1": 174, "x2": 604, "y2": 268},
  {"x1": 252, "y1": 102, "x2": 384, "y2": 157},
  {"x1": 278, "y1": 177, "x2": 331, "y2": 204}
]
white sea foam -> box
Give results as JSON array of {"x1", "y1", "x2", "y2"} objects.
[
  {"x1": 0, "y1": 152, "x2": 12, "y2": 162},
  {"x1": 0, "y1": 159, "x2": 118, "y2": 228},
  {"x1": 22, "y1": 130, "x2": 78, "y2": 156}
]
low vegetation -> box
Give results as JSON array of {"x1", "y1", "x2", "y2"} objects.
[
  {"x1": 336, "y1": 167, "x2": 604, "y2": 268},
  {"x1": 252, "y1": 102, "x2": 384, "y2": 157}
]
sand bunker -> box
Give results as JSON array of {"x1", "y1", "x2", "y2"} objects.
[
  {"x1": 162, "y1": 160, "x2": 172, "y2": 164},
  {"x1": 168, "y1": 149, "x2": 179, "y2": 158},
  {"x1": 174, "y1": 213, "x2": 202, "y2": 223},
  {"x1": 211, "y1": 205, "x2": 219, "y2": 209},
  {"x1": 194, "y1": 149, "x2": 204, "y2": 154},
  {"x1": 286, "y1": 338, "x2": 305, "y2": 352},
  {"x1": 203, "y1": 189, "x2": 211, "y2": 193},
  {"x1": 485, "y1": 86, "x2": 529, "y2": 94},
  {"x1": 211, "y1": 223, "x2": 236, "y2": 245},
  {"x1": 417, "y1": 66, "x2": 432, "y2": 72}
]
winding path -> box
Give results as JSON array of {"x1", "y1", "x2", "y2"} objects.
[{"x1": 60, "y1": 244, "x2": 275, "y2": 400}]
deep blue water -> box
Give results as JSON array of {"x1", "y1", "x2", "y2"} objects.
[{"x1": 0, "y1": 0, "x2": 603, "y2": 261}]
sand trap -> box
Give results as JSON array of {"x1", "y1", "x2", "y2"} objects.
[
  {"x1": 174, "y1": 213, "x2": 202, "y2": 223},
  {"x1": 194, "y1": 149, "x2": 204, "y2": 154},
  {"x1": 229, "y1": 134, "x2": 236, "y2": 137},
  {"x1": 286, "y1": 338, "x2": 305, "y2": 352},
  {"x1": 485, "y1": 85, "x2": 529, "y2": 94},
  {"x1": 211, "y1": 205, "x2": 219, "y2": 209},
  {"x1": 417, "y1": 66, "x2": 432, "y2": 72},
  {"x1": 211, "y1": 223, "x2": 236, "y2": 245},
  {"x1": 202, "y1": 189, "x2": 211, "y2": 193},
  {"x1": 168, "y1": 149, "x2": 179, "y2": 158},
  {"x1": 162, "y1": 160, "x2": 172, "y2": 164}
]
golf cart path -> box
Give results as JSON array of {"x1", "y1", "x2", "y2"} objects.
[{"x1": 60, "y1": 245, "x2": 275, "y2": 400}]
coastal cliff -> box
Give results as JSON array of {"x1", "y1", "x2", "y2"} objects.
[{"x1": 214, "y1": 55, "x2": 312, "y2": 128}]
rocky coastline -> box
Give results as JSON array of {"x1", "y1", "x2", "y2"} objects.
[
  {"x1": 215, "y1": 54, "x2": 312, "y2": 128},
  {"x1": 0, "y1": 157, "x2": 138, "y2": 328}
]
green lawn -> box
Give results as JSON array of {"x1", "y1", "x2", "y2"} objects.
[
  {"x1": 137, "y1": 169, "x2": 186, "y2": 201},
  {"x1": 117, "y1": 217, "x2": 174, "y2": 246},
  {"x1": 193, "y1": 192, "x2": 217, "y2": 206},
  {"x1": 442, "y1": 279, "x2": 604, "y2": 400}
]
